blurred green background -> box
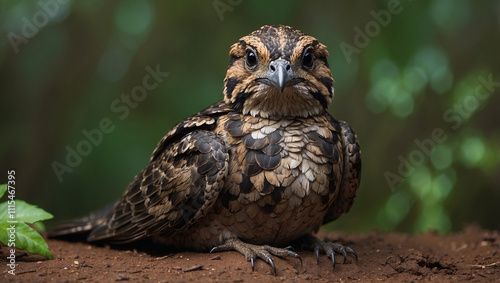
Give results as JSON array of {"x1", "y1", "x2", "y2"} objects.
[{"x1": 1, "y1": 0, "x2": 499, "y2": 234}]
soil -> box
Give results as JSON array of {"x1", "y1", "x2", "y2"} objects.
[{"x1": 1, "y1": 224, "x2": 499, "y2": 282}]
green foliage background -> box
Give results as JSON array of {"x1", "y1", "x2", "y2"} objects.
[{"x1": 1, "y1": 0, "x2": 499, "y2": 234}]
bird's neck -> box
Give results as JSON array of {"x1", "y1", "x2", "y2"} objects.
[{"x1": 241, "y1": 88, "x2": 326, "y2": 119}]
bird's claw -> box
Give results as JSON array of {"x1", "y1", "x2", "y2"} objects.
[
  {"x1": 210, "y1": 238, "x2": 301, "y2": 275},
  {"x1": 315, "y1": 246, "x2": 320, "y2": 264},
  {"x1": 305, "y1": 235, "x2": 358, "y2": 270},
  {"x1": 267, "y1": 257, "x2": 276, "y2": 275},
  {"x1": 331, "y1": 251, "x2": 336, "y2": 269},
  {"x1": 323, "y1": 244, "x2": 357, "y2": 270},
  {"x1": 346, "y1": 246, "x2": 358, "y2": 261},
  {"x1": 285, "y1": 248, "x2": 303, "y2": 267}
]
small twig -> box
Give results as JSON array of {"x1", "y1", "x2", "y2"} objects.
[
  {"x1": 182, "y1": 264, "x2": 203, "y2": 272},
  {"x1": 470, "y1": 262, "x2": 500, "y2": 269},
  {"x1": 16, "y1": 269, "x2": 37, "y2": 275},
  {"x1": 456, "y1": 244, "x2": 468, "y2": 252}
]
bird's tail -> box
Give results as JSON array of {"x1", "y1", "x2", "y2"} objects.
[{"x1": 46, "y1": 203, "x2": 114, "y2": 240}]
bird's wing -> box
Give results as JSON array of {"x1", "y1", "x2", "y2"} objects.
[
  {"x1": 86, "y1": 102, "x2": 232, "y2": 243},
  {"x1": 323, "y1": 117, "x2": 361, "y2": 224}
]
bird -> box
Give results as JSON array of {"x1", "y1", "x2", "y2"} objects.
[{"x1": 48, "y1": 24, "x2": 362, "y2": 274}]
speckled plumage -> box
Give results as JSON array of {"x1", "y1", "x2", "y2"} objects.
[{"x1": 49, "y1": 25, "x2": 361, "y2": 272}]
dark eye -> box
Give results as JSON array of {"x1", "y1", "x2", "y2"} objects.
[
  {"x1": 302, "y1": 48, "x2": 313, "y2": 69},
  {"x1": 246, "y1": 50, "x2": 258, "y2": 69}
]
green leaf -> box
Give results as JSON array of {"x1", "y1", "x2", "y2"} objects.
[
  {"x1": 0, "y1": 184, "x2": 6, "y2": 199},
  {"x1": 0, "y1": 222, "x2": 53, "y2": 259},
  {"x1": 0, "y1": 201, "x2": 11, "y2": 222},
  {"x1": 0, "y1": 198, "x2": 54, "y2": 259},
  {"x1": 11, "y1": 200, "x2": 53, "y2": 223},
  {"x1": 0, "y1": 201, "x2": 53, "y2": 224},
  {"x1": 0, "y1": 221, "x2": 10, "y2": 246}
]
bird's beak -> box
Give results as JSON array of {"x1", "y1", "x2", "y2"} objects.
[{"x1": 267, "y1": 59, "x2": 292, "y2": 93}]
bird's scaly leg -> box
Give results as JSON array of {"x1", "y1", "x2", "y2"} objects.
[{"x1": 210, "y1": 237, "x2": 302, "y2": 275}]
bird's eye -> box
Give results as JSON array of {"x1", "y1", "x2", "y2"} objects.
[
  {"x1": 302, "y1": 48, "x2": 313, "y2": 69},
  {"x1": 245, "y1": 50, "x2": 258, "y2": 69}
]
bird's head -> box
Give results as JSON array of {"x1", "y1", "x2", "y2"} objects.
[{"x1": 223, "y1": 25, "x2": 334, "y2": 118}]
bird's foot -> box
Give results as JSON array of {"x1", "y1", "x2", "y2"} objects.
[
  {"x1": 301, "y1": 234, "x2": 358, "y2": 270},
  {"x1": 210, "y1": 237, "x2": 302, "y2": 275}
]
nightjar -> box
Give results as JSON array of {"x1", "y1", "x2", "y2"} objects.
[{"x1": 49, "y1": 25, "x2": 362, "y2": 274}]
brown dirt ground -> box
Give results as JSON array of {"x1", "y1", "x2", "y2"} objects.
[{"x1": 1, "y1": 224, "x2": 499, "y2": 282}]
